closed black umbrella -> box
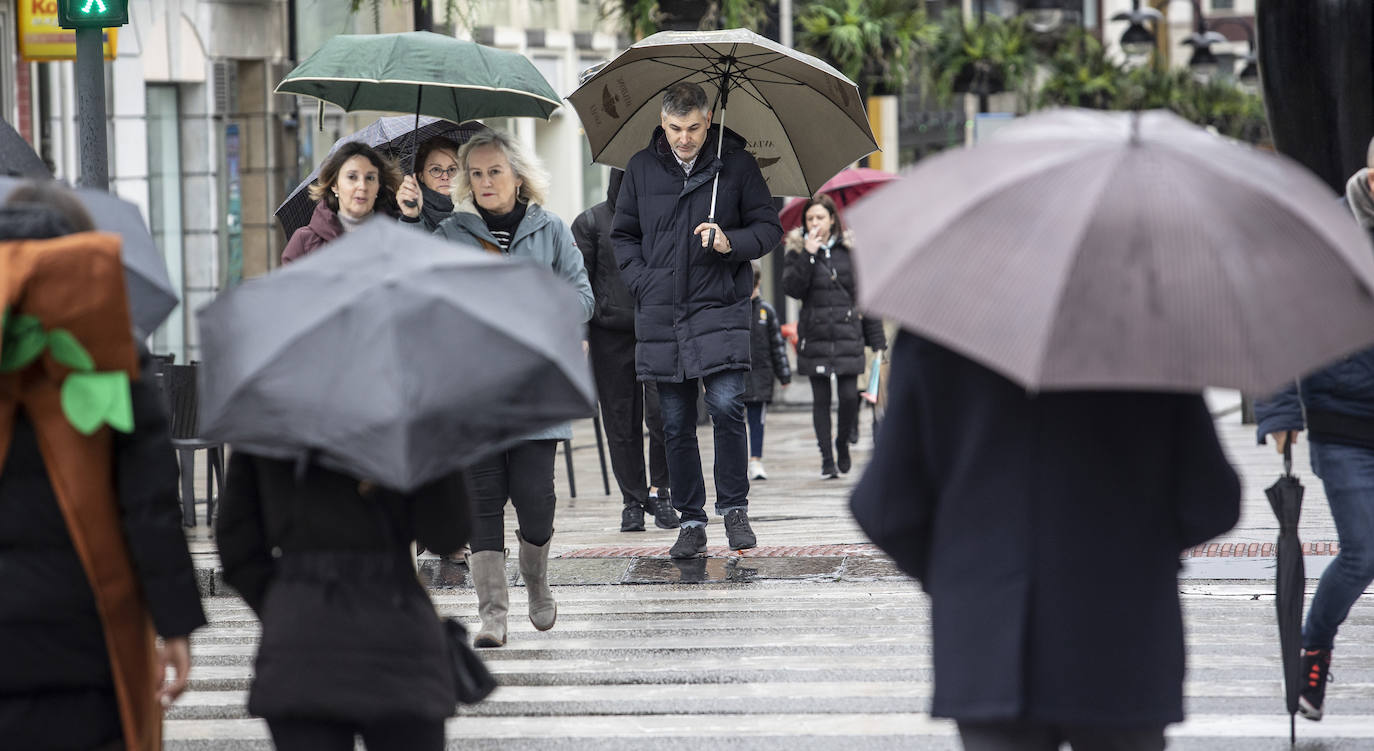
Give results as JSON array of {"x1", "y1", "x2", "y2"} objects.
[
  {"x1": 275, "y1": 116, "x2": 486, "y2": 240},
  {"x1": 0, "y1": 119, "x2": 49, "y2": 178},
  {"x1": 1266, "y1": 434, "x2": 1305, "y2": 746}
]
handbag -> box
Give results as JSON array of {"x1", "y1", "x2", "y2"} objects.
[{"x1": 443, "y1": 617, "x2": 498, "y2": 704}]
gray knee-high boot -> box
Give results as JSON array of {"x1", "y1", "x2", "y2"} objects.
[
  {"x1": 517, "y1": 530, "x2": 557, "y2": 631},
  {"x1": 467, "y1": 550, "x2": 509, "y2": 648}
]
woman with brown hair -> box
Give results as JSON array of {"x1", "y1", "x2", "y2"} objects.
[
  {"x1": 282, "y1": 142, "x2": 424, "y2": 264},
  {"x1": 782, "y1": 193, "x2": 886, "y2": 479}
]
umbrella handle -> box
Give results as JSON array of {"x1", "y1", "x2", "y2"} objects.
[
  {"x1": 1283, "y1": 431, "x2": 1293, "y2": 477},
  {"x1": 403, "y1": 94, "x2": 420, "y2": 209}
]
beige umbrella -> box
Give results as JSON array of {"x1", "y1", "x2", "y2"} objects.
[
  {"x1": 847, "y1": 107, "x2": 1374, "y2": 394},
  {"x1": 567, "y1": 28, "x2": 877, "y2": 200}
]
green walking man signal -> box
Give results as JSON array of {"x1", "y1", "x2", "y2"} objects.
[{"x1": 57, "y1": 0, "x2": 129, "y2": 29}]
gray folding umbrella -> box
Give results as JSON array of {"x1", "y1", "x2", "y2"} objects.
[
  {"x1": 274, "y1": 115, "x2": 487, "y2": 239},
  {"x1": 847, "y1": 108, "x2": 1374, "y2": 394},
  {"x1": 195, "y1": 220, "x2": 597, "y2": 492},
  {"x1": 0, "y1": 119, "x2": 50, "y2": 178},
  {"x1": 0, "y1": 177, "x2": 179, "y2": 336},
  {"x1": 567, "y1": 28, "x2": 878, "y2": 200}
]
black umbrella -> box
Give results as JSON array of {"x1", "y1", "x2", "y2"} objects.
[
  {"x1": 0, "y1": 119, "x2": 50, "y2": 178},
  {"x1": 1265, "y1": 433, "x2": 1305, "y2": 746},
  {"x1": 274, "y1": 116, "x2": 486, "y2": 240}
]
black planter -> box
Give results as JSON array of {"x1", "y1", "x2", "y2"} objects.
[{"x1": 1257, "y1": 0, "x2": 1374, "y2": 193}]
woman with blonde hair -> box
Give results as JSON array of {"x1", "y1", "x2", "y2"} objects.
[
  {"x1": 282, "y1": 142, "x2": 423, "y2": 264},
  {"x1": 435, "y1": 129, "x2": 592, "y2": 648}
]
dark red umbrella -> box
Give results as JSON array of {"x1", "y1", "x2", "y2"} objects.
[{"x1": 778, "y1": 167, "x2": 896, "y2": 232}]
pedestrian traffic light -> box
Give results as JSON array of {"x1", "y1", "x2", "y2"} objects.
[{"x1": 57, "y1": 0, "x2": 129, "y2": 29}]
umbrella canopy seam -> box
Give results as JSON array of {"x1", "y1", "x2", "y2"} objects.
[{"x1": 276, "y1": 78, "x2": 563, "y2": 110}]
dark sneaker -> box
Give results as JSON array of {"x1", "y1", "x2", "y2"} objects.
[
  {"x1": 836, "y1": 440, "x2": 852, "y2": 475},
  {"x1": 1299, "y1": 648, "x2": 1332, "y2": 721},
  {"x1": 723, "y1": 509, "x2": 757, "y2": 550},
  {"x1": 649, "y1": 493, "x2": 680, "y2": 530},
  {"x1": 620, "y1": 504, "x2": 645, "y2": 532},
  {"x1": 669, "y1": 525, "x2": 707, "y2": 559},
  {"x1": 820, "y1": 459, "x2": 839, "y2": 480}
]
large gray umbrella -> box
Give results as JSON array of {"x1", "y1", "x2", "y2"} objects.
[
  {"x1": 0, "y1": 177, "x2": 179, "y2": 336},
  {"x1": 0, "y1": 119, "x2": 49, "y2": 178},
  {"x1": 195, "y1": 220, "x2": 596, "y2": 492},
  {"x1": 847, "y1": 108, "x2": 1374, "y2": 394},
  {"x1": 567, "y1": 28, "x2": 877, "y2": 199}
]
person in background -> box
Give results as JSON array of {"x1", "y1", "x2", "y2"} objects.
[
  {"x1": 1255, "y1": 142, "x2": 1374, "y2": 723},
  {"x1": 852, "y1": 331, "x2": 1240, "y2": 751},
  {"x1": 435, "y1": 129, "x2": 592, "y2": 648},
  {"x1": 782, "y1": 194, "x2": 886, "y2": 479},
  {"x1": 412, "y1": 136, "x2": 461, "y2": 233},
  {"x1": 612, "y1": 81, "x2": 782, "y2": 559},
  {"x1": 573, "y1": 167, "x2": 678, "y2": 533},
  {"x1": 282, "y1": 142, "x2": 423, "y2": 264},
  {"x1": 0, "y1": 182, "x2": 207, "y2": 751},
  {"x1": 743, "y1": 260, "x2": 791, "y2": 481}
]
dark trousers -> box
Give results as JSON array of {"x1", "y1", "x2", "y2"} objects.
[
  {"x1": 267, "y1": 716, "x2": 444, "y2": 751},
  {"x1": 467, "y1": 440, "x2": 558, "y2": 552},
  {"x1": 809, "y1": 374, "x2": 858, "y2": 461},
  {"x1": 0, "y1": 688, "x2": 122, "y2": 750},
  {"x1": 588, "y1": 325, "x2": 669, "y2": 507},
  {"x1": 957, "y1": 721, "x2": 1166, "y2": 751},
  {"x1": 746, "y1": 401, "x2": 767, "y2": 458},
  {"x1": 657, "y1": 370, "x2": 749, "y2": 525}
]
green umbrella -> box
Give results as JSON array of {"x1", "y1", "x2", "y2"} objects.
[
  {"x1": 276, "y1": 31, "x2": 560, "y2": 124},
  {"x1": 276, "y1": 31, "x2": 560, "y2": 205}
]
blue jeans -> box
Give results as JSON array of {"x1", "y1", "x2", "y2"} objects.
[
  {"x1": 656, "y1": 371, "x2": 749, "y2": 526},
  {"x1": 746, "y1": 402, "x2": 766, "y2": 458},
  {"x1": 1305, "y1": 441, "x2": 1374, "y2": 650}
]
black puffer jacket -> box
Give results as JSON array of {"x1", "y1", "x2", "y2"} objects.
[
  {"x1": 0, "y1": 348, "x2": 206, "y2": 716},
  {"x1": 782, "y1": 228, "x2": 886, "y2": 377},
  {"x1": 215, "y1": 453, "x2": 472, "y2": 723},
  {"x1": 743, "y1": 298, "x2": 791, "y2": 403},
  {"x1": 612, "y1": 125, "x2": 783, "y2": 381},
  {"x1": 574, "y1": 169, "x2": 636, "y2": 332}
]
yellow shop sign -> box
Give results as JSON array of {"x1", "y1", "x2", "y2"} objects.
[{"x1": 17, "y1": 0, "x2": 118, "y2": 62}]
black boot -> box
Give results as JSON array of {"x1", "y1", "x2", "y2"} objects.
[
  {"x1": 818, "y1": 436, "x2": 838, "y2": 479},
  {"x1": 836, "y1": 436, "x2": 852, "y2": 475},
  {"x1": 620, "y1": 501, "x2": 646, "y2": 532}
]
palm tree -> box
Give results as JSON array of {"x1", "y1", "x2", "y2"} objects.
[{"x1": 796, "y1": 0, "x2": 936, "y2": 97}]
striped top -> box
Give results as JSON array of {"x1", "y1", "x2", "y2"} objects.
[{"x1": 476, "y1": 201, "x2": 528, "y2": 253}]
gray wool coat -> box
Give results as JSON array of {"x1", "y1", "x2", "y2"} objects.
[{"x1": 434, "y1": 199, "x2": 593, "y2": 441}]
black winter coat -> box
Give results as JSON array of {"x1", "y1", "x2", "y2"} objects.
[
  {"x1": 743, "y1": 298, "x2": 791, "y2": 403},
  {"x1": 612, "y1": 125, "x2": 783, "y2": 381},
  {"x1": 851, "y1": 332, "x2": 1240, "y2": 726},
  {"x1": 781, "y1": 229, "x2": 885, "y2": 377},
  {"x1": 573, "y1": 171, "x2": 635, "y2": 331},
  {"x1": 215, "y1": 453, "x2": 472, "y2": 723},
  {"x1": 0, "y1": 347, "x2": 206, "y2": 721}
]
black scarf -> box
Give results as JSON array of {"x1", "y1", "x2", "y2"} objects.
[{"x1": 419, "y1": 183, "x2": 454, "y2": 232}]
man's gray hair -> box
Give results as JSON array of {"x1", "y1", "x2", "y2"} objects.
[
  {"x1": 453, "y1": 128, "x2": 550, "y2": 207},
  {"x1": 661, "y1": 82, "x2": 710, "y2": 118}
]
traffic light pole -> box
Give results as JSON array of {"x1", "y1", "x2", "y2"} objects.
[{"x1": 75, "y1": 28, "x2": 108, "y2": 189}]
